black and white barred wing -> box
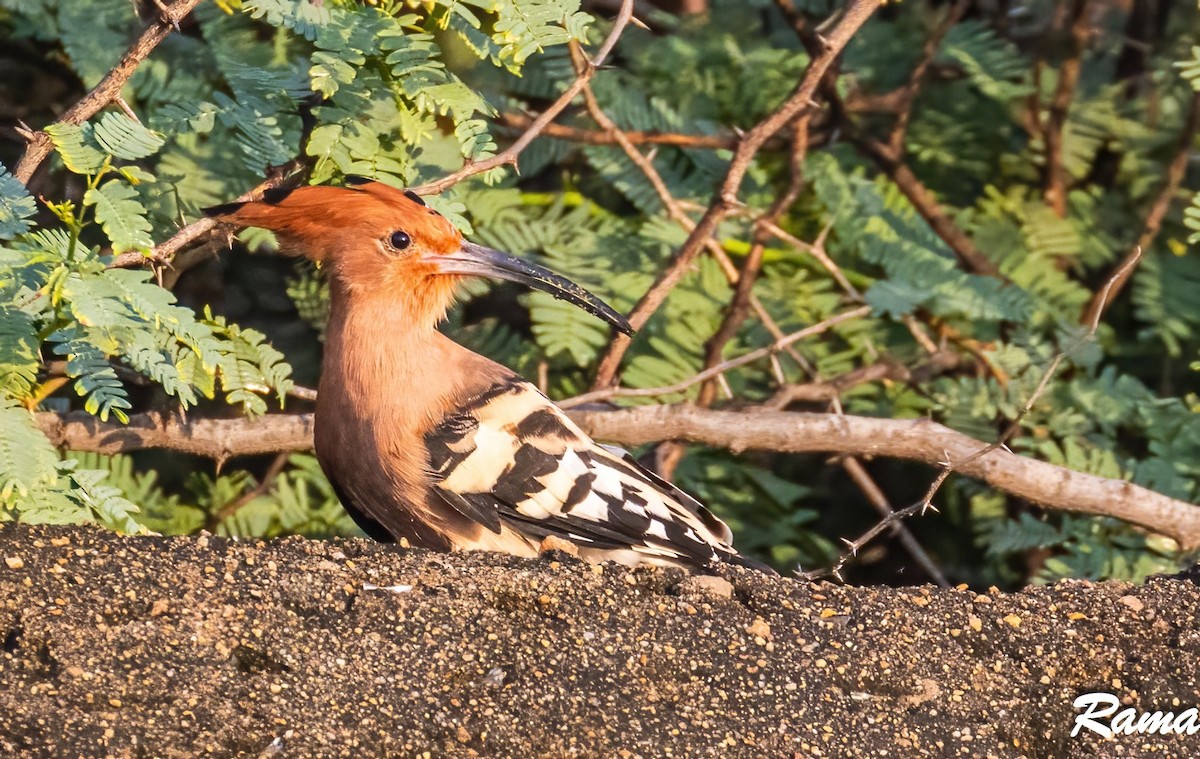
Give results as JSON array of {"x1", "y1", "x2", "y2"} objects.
[{"x1": 424, "y1": 380, "x2": 747, "y2": 569}]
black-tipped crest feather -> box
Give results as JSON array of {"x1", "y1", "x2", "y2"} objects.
[{"x1": 202, "y1": 201, "x2": 247, "y2": 218}]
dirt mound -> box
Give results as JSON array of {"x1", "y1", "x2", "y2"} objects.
[{"x1": 1, "y1": 524, "x2": 1197, "y2": 757}]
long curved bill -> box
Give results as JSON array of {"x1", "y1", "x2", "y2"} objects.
[{"x1": 431, "y1": 241, "x2": 634, "y2": 336}]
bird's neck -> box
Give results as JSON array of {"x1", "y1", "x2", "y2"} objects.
[{"x1": 319, "y1": 284, "x2": 492, "y2": 430}]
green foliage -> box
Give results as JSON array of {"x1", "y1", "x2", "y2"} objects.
[
  {"x1": 0, "y1": 163, "x2": 36, "y2": 239},
  {"x1": 980, "y1": 510, "x2": 1179, "y2": 585},
  {"x1": 1, "y1": 0, "x2": 1197, "y2": 585}
]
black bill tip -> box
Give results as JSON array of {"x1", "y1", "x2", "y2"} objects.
[{"x1": 434, "y1": 241, "x2": 635, "y2": 337}]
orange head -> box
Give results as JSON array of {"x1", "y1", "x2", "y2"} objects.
[{"x1": 204, "y1": 179, "x2": 632, "y2": 334}]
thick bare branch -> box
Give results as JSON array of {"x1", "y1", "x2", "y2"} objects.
[
  {"x1": 36, "y1": 404, "x2": 1200, "y2": 550},
  {"x1": 571, "y1": 406, "x2": 1200, "y2": 551},
  {"x1": 37, "y1": 410, "x2": 316, "y2": 462},
  {"x1": 14, "y1": 0, "x2": 202, "y2": 186}
]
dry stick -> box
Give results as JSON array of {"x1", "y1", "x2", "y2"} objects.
[
  {"x1": 108, "y1": 157, "x2": 313, "y2": 270},
  {"x1": 408, "y1": 0, "x2": 635, "y2": 196},
  {"x1": 759, "y1": 220, "x2": 860, "y2": 299},
  {"x1": 13, "y1": 0, "x2": 203, "y2": 185},
  {"x1": 842, "y1": 455, "x2": 951, "y2": 587},
  {"x1": 1080, "y1": 91, "x2": 1200, "y2": 326},
  {"x1": 807, "y1": 248, "x2": 1148, "y2": 581},
  {"x1": 590, "y1": 0, "x2": 881, "y2": 389},
  {"x1": 558, "y1": 306, "x2": 871, "y2": 409},
  {"x1": 36, "y1": 396, "x2": 1200, "y2": 550},
  {"x1": 1042, "y1": 0, "x2": 1091, "y2": 217},
  {"x1": 788, "y1": 2, "x2": 1002, "y2": 280},
  {"x1": 848, "y1": 132, "x2": 1001, "y2": 279},
  {"x1": 764, "y1": 357, "x2": 942, "y2": 408}
]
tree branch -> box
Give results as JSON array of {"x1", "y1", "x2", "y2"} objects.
[
  {"x1": 496, "y1": 111, "x2": 741, "y2": 149},
  {"x1": 36, "y1": 404, "x2": 1200, "y2": 551},
  {"x1": 408, "y1": 0, "x2": 635, "y2": 196},
  {"x1": 1042, "y1": 0, "x2": 1091, "y2": 217},
  {"x1": 590, "y1": 0, "x2": 881, "y2": 388},
  {"x1": 572, "y1": 59, "x2": 813, "y2": 374},
  {"x1": 13, "y1": 0, "x2": 202, "y2": 186},
  {"x1": 850, "y1": 135, "x2": 1002, "y2": 278},
  {"x1": 1080, "y1": 91, "x2": 1200, "y2": 325}
]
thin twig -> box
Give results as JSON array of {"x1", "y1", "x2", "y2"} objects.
[
  {"x1": 841, "y1": 456, "x2": 951, "y2": 587},
  {"x1": 560, "y1": 306, "x2": 871, "y2": 408},
  {"x1": 758, "y1": 219, "x2": 860, "y2": 299},
  {"x1": 1042, "y1": 0, "x2": 1091, "y2": 217},
  {"x1": 206, "y1": 452, "x2": 290, "y2": 531},
  {"x1": 497, "y1": 111, "x2": 742, "y2": 149},
  {"x1": 1080, "y1": 91, "x2": 1200, "y2": 325},
  {"x1": 803, "y1": 246, "x2": 1146, "y2": 581},
  {"x1": 886, "y1": 0, "x2": 971, "y2": 154},
  {"x1": 408, "y1": 0, "x2": 636, "y2": 196}
]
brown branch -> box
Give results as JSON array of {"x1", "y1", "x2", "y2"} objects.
[
  {"x1": 886, "y1": 0, "x2": 971, "y2": 155},
  {"x1": 496, "y1": 112, "x2": 740, "y2": 149},
  {"x1": 698, "y1": 114, "x2": 812, "y2": 407},
  {"x1": 408, "y1": 0, "x2": 635, "y2": 196},
  {"x1": 573, "y1": 61, "x2": 812, "y2": 374},
  {"x1": 13, "y1": 0, "x2": 202, "y2": 186},
  {"x1": 206, "y1": 451, "x2": 290, "y2": 531},
  {"x1": 1042, "y1": 0, "x2": 1091, "y2": 217},
  {"x1": 765, "y1": 351, "x2": 960, "y2": 409},
  {"x1": 786, "y1": 3, "x2": 1001, "y2": 280},
  {"x1": 37, "y1": 410, "x2": 316, "y2": 462},
  {"x1": 38, "y1": 406, "x2": 1200, "y2": 551},
  {"x1": 571, "y1": 406, "x2": 1200, "y2": 552},
  {"x1": 1080, "y1": 91, "x2": 1200, "y2": 325},
  {"x1": 758, "y1": 220, "x2": 860, "y2": 299},
  {"x1": 590, "y1": 0, "x2": 881, "y2": 389},
  {"x1": 108, "y1": 165, "x2": 306, "y2": 269},
  {"x1": 808, "y1": 204, "x2": 1145, "y2": 581},
  {"x1": 851, "y1": 137, "x2": 1002, "y2": 278}
]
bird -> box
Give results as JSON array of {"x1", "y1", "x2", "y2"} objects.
[{"x1": 205, "y1": 178, "x2": 767, "y2": 572}]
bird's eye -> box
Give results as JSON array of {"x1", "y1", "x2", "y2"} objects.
[{"x1": 389, "y1": 230, "x2": 412, "y2": 251}]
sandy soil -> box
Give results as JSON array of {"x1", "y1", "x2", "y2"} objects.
[{"x1": 1, "y1": 523, "x2": 1197, "y2": 757}]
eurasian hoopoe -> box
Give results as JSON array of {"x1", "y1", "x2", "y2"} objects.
[{"x1": 206, "y1": 179, "x2": 767, "y2": 572}]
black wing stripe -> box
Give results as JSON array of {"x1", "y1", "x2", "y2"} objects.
[
  {"x1": 436, "y1": 489, "x2": 502, "y2": 534},
  {"x1": 493, "y1": 445, "x2": 559, "y2": 505}
]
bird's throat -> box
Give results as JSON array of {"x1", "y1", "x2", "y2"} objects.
[{"x1": 320, "y1": 290, "x2": 468, "y2": 430}]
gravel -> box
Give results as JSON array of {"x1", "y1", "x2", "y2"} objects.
[{"x1": 1, "y1": 523, "x2": 1198, "y2": 757}]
